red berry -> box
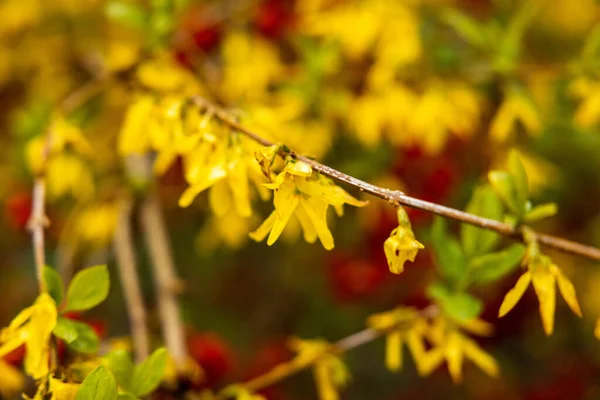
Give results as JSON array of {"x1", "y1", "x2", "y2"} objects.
[
  {"x1": 187, "y1": 332, "x2": 236, "y2": 388},
  {"x1": 255, "y1": 0, "x2": 295, "y2": 39}
]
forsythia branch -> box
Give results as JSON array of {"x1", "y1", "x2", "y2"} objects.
[
  {"x1": 218, "y1": 306, "x2": 439, "y2": 398},
  {"x1": 191, "y1": 96, "x2": 600, "y2": 264}
]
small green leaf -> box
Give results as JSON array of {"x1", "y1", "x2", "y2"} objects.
[
  {"x1": 76, "y1": 365, "x2": 118, "y2": 400},
  {"x1": 488, "y1": 171, "x2": 519, "y2": 215},
  {"x1": 461, "y1": 185, "x2": 503, "y2": 258},
  {"x1": 469, "y1": 244, "x2": 526, "y2": 285},
  {"x1": 103, "y1": 350, "x2": 134, "y2": 392},
  {"x1": 431, "y1": 218, "x2": 467, "y2": 286},
  {"x1": 105, "y1": 1, "x2": 148, "y2": 29},
  {"x1": 525, "y1": 202, "x2": 558, "y2": 222},
  {"x1": 131, "y1": 348, "x2": 168, "y2": 397},
  {"x1": 43, "y1": 266, "x2": 64, "y2": 305},
  {"x1": 64, "y1": 265, "x2": 110, "y2": 312},
  {"x1": 507, "y1": 150, "x2": 528, "y2": 217},
  {"x1": 53, "y1": 317, "x2": 80, "y2": 343},
  {"x1": 54, "y1": 318, "x2": 100, "y2": 354},
  {"x1": 69, "y1": 323, "x2": 100, "y2": 354},
  {"x1": 442, "y1": 292, "x2": 482, "y2": 322}
]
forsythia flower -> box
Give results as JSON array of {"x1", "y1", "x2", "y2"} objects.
[
  {"x1": 136, "y1": 57, "x2": 202, "y2": 95},
  {"x1": 490, "y1": 87, "x2": 542, "y2": 141},
  {"x1": 569, "y1": 77, "x2": 600, "y2": 128},
  {"x1": 367, "y1": 307, "x2": 426, "y2": 372},
  {"x1": 289, "y1": 339, "x2": 350, "y2": 400},
  {"x1": 384, "y1": 207, "x2": 424, "y2": 274},
  {"x1": 249, "y1": 154, "x2": 367, "y2": 250},
  {"x1": 423, "y1": 316, "x2": 499, "y2": 383},
  {"x1": 499, "y1": 254, "x2": 582, "y2": 335},
  {"x1": 0, "y1": 293, "x2": 57, "y2": 379}
]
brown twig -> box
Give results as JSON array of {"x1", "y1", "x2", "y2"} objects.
[
  {"x1": 140, "y1": 188, "x2": 188, "y2": 370},
  {"x1": 191, "y1": 96, "x2": 600, "y2": 263},
  {"x1": 219, "y1": 305, "x2": 439, "y2": 397},
  {"x1": 113, "y1": 198, "x2": 150, "y2": 363},
  {"x1": 27, "y1": 76, "x2": 110, "y2": 291}
]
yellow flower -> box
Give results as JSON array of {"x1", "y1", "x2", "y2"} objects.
[
  {"x1": 49, "y1": 378, "x2": 79, "y2": 400},
  {"x1": 422, "y1": 316, "x2": 499, "y2": 383},
  {"x1": 498, "y1": 255, "x2": 582, "y2": 335},
  {"x1": 249, "y1": 157, "x2": 367, "y2": 250},
  {"x1": 383, "y1": 207, "x2": 424, "y2": 274},
  {"x1": 46, "y1": 154, "x2": 95, "y2": 201},
  {"x1": 490, "y1": 87, "x2": 542, "y2": 141},
  {"x1": 220, "y1": 32, "x2": 283, "y2": 102},
  {"x1": 0, "y1": 360, "x2": 24, "y2": 397},
  {"x1": 136, "y1": 57, "x2": 202, "y2": 95},
  {"x1": 569, "y1": 77, "x2": 600, "y2": 128},
  {"x1": 0, "y1": 293, "x2": 57, "y2": 380},
  {"x1": 288, "y1": 339, "x2": 350, "y2": 400}
]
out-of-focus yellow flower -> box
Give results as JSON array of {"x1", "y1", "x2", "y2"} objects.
[
  {"x1": 384, "y1": 207, "x2": 424, "y2": 274},
  {"x1": 288, "y1": 338, "x2": 350, "y2": 400},
  {"x1": 569, "y1": 77, "x2": 600, "y2": 128},
  {"x1": 72, "y1": 203, "x2": 120, "y2": 248},
  {"x1": 0, "y1": 293, "x2": 57, "y2": 380},
  {"x1": 162, "y1": 354, "x2": 203, "y2": 390},
  {"x1": 0, "y1": 0, "x2": 42, "y2": 36},
  {"x1": 424, "y1": 316, "x2": 499, "y2": 383},
  {"x1": 220, "y1": 32, "x2": 283, "y2": 102},
  {"x1": 249, "y1": 157, "x2": 367, "y2": 250},
  {"x1": 46, "y1": 154, "x2": 95, "y2": 201},
  {"x1": 0, "y1": 360, "x2": 24, "y2": 397},
  {"x1": 196, "y1": 213, "x2": 259, "y2": 253},
  {"x1": 137, "y1": 57, "x2": 202, "y2": 95},
  {"x1": 490, "y1": 87, "x2": 542, "y2": 141},
  {"x1": 536, "y1": 0, "x2": 599, "y2": 38},
  {"x1": 499, "y1": 254, "x2": 581, "y2": 335}
]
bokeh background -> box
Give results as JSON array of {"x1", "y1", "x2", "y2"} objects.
[{"x1": 2, "y1": 0, "x2": 600, "y2": 398}]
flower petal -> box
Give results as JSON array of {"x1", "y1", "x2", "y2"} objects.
[
  {"x1": 551, "y1": 265, "x2": 582, "y2": 317},
  {"x1": 462, "y1": 336, "x2": 499, "y2": 378},
  {"x1": 385, "y1": 331, "x2": 402, "y2": 372},
  {"x1": 498, "y1": 271, "x2": 531, "y2": 318},
  {"x1": 531, "y1": 267, "x2": 556, "y2": 336},
  {"x1": 300, "y1": 200, "x2": 334, "y2": 250}
]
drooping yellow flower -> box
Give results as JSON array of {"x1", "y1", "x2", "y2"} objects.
[
  {"x1": 249, "y1": 157, "x2": 367, "y2": 250},
  {"x1": 498, "y1": 254, "x2": 581, "y2": 335},
  {"x1": 0, "y1": 293, "x2": 57, "y2": 380},
  {"x1": 490, "y1": 87, "x2": 542, "y2": 141},
  {"x1": 383, "y1": 207, "x2": 424, "y2": 274},
  {"x1": 421, "y1": 316, "x2": 499, "y2": 383},
  {"x1": 288, "y1": 339, "x2": 350, "y2": 400}
]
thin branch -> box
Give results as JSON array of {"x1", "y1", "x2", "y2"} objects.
[
  {"x1": 220, "y1": 305, "x2": 439, "y2": 397},
  {"x1": 140, "y1": 186, "x2": 189, "y2": 370},
  {"x1": 113, "y1": 198, "x2": 150, "y2": 363},
  {"x1": 191, "y1": 96, "x2": 600, "y2": 264},
  {"x1": 27, "y1": 76, "x2": 110, "y2": 291}
]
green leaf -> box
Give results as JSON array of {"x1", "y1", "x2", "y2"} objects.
[
  {"x1": 117, "y1": 394, "x2": 138, "y2": 400},
  {"x1": 76, "y1": 365, "x2": 118, "y2": 400},
  {"x1": 131, "y1": 348, "x2": 168, "y2": 397},
  {"x1": 105, "y1": 1, "x2": 148, "y2": 30},
  {"x1": 69, "y1": 323, "x2": 100, "y2": 354},
  {"x1": 507, "y1": 149, "x2": 528, "y2": 217},
  {"x1": 43, "y1": 266, "x2": 64, "y2": 305},
  {"x1": 426, "y1": 284, "x2": 482, "y2": 322},
  {"x1": 430, "y1": 218, "x2": 467, "y2": 286},
  {"x1": 103, "y1": 350, "x2": 134, "y2": 392},
  {"x1": 64, "y1": 265, "x2": 110, "y2": 312},
  {"x1": 461, "y1": 185, "x2": 503, "y2": 258},
  {"x1": 441, "y1": 9, "x2": 489, "y2": 49},
  {"x1": 525, "y1": 202, "x2": 558, "y2": 222},
  {"x1": 488, "y1": 171, "x2": 519, "y2": 215},
  {"x1": 54, "y1": 318, "x2": 100, "y2": 354},
  {"x1": 469, "y1": 244, "x2": 526, "y2": 285}
]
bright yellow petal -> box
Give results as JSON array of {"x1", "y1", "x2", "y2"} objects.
[
  {"x1": 25, "y1": 293, "x2": 57, "y2": 379},
  {"x1": 249, "y1": 211, "x2": 277, "y2": 242},
  {"x1": 462, "y1": 336, "x2": 499, "y2": 378},
  {"x1": 531, "y1": 267, "x2": 556, "y2": 336},
  {"x1": 209, "y1": 180, "x2": 232, "y2": 217},
  {"x1": 0, "y1": 360, "x2": 24, "y2": 397},
  {"x1": 445, "y1": 332, "x2": 464, "y2": 384},
  {"x1": 284, "y1": 159, "x2": 313, "y2": 177},
  {"x1": 498, "y1": 271, "x2": 531, "y2": 317},
  {"x1": 295, "y1": 205, "x2": 318, "y2": 244},
  {"x1": 300, "y1": 199, "x2": 334, "y2": 250},
  {"x1": 179, "y1": 166, "x2": 228, "y2": 207},
  {"x1": 551, "y1": 265, "x2": 582, "y2": 317},
  {"x1": 385, "y1": 331, "x2": 402, "y2": 372},
  {"x1": 49, "y1": 378, "x2": 79, "y2": 400},
  {"x1": 268, "y1": 184, "x2": 299, "y2": 245},
  {"x1": 228, "y1": 160, "x2": 252, "y2": 217},
  {"x1": 313, "y1": 361, "x2": 337, "y2": 400}
]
